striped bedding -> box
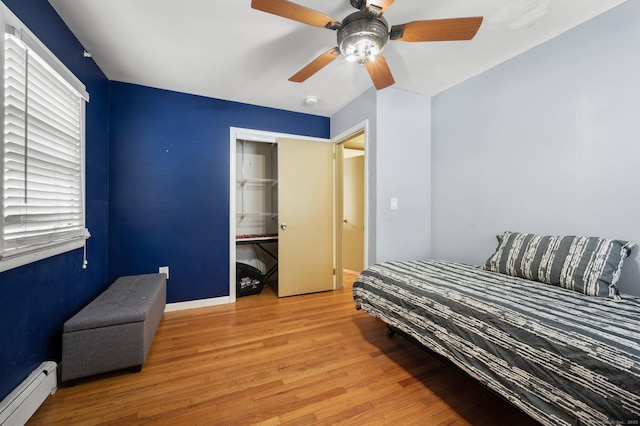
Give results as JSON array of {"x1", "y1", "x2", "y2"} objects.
[{"x1": 353, "y1": 259, "x2": 640, "y2": 425}]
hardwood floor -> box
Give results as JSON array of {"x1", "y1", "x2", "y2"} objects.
[{"x1": 28, "y1": 273, "x2": 539, "y2": 425}]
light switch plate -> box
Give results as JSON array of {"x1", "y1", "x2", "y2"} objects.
[{"x1": 390, "y1": 197, "x2": 398, "y2": 210}]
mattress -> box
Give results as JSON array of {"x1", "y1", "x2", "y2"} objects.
[{"x1": 353, "y1": 259, "x2": 640, "y2": 425}]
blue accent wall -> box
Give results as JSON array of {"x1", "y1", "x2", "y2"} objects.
[
  {"x1": 108, "y1": 82, "x2": 329, "y2": 302},
  {"x1": 0, "y1": 0, "x2": 328, "y2": 403},
  {"x1": 0, "y1": 0, "x2": 110, "y2": 401}
]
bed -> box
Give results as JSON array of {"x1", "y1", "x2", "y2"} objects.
[{"x1": 353, "y1": 232, "x2": 640, "y2": 425}]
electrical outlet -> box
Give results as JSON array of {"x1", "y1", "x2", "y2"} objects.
[{"x1": 159, "y1": 266, "x2": 169, "y2": 279}]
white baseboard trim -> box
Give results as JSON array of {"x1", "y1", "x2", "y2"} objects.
[{"x1": 165, "y1": 296, "x2": 231, "y2": 312}]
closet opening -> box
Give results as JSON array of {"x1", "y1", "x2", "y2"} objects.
[
  {"x1": 235, "y1": 138, "x2": 279, "y2": 297},
  {"x1": 230, "y1": 125, "x2": 366, "y2": 302}
]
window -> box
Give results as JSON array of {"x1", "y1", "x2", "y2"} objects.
[{"x1": 1, "y1": 10, "x2": 89, "y2": 272}]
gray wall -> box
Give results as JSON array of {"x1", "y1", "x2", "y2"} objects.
[
  {"x1": 332, "y1": 87, "x2": 432, "y2": 266},
  {"x1": 376, "y1": 89, "x2": 431, "y2": 263},
  {"x1": 431, "y1": 1, "x2": 640, "y2": 295}
]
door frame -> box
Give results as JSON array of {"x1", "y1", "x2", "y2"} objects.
[
  {"x1": 332, "y1": 121, "x2": 369, "y2": 289},
  {"x1": 229, "y1": 123, "x2": 369, "y2": 301}
]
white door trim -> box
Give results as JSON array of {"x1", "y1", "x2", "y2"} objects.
[{"x1": 330, "y1": 120, "x2": 369, "y2": 270}]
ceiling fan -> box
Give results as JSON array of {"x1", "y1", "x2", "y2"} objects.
[{"x1": 251, "y1": 0, "x2": 483, "y2": 90}]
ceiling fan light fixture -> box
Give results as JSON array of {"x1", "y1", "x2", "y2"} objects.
[
  {"x1": 338, "y1": 12, "x2": 388, "y2": 65},
  {"x1": 251, "y1": 0, "x2": 483, "y2": 91},
  {"x1": 342, "y1": 37, "x2": 382, "y2": 64}
]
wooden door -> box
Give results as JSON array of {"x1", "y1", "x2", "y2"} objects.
[
  {"x1": 277, "y1": 138, "x2": 334, "y2": 297},
  {"x1": 342, "y1": 154, "x2": 365, "y2": 271}
]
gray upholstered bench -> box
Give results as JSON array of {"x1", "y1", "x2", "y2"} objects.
[{"x1": 61, "y1": 273, "x2": 166, "y2": 383}]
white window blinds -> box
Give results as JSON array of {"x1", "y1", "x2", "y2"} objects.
[{"x1": 1, "y1": 29, "x2": 88, "y2": 268}]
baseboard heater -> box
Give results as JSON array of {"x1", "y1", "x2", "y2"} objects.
[{"x1": 0, "y1": 361, "x2": 57, "y2": 426}]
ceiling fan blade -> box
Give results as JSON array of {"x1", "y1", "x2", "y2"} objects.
[
  {"x1": 289, "y1": 48, "x2": 340, "y2": 83},
  {"x1": 365, "y1": 54, "x2": 395, "y2": 90},
  {"x1": 367, "y1": 0, "x2": 394, "y2": 14},
  {"x1": 390, "y1": 17, "x2": 483, "y2": 42},
  {"x1": 251, "y1": 0, "x2": 340, "y2": 29}
]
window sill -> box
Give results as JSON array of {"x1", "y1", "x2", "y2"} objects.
[{"x1": 0, "y1": 232, "x2": 90, "y2": 273}]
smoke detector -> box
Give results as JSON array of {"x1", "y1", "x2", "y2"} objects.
[{"x1": 304, "y1": 96, "x2": 319, "y2": 106}]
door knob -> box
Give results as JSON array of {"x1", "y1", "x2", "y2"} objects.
[{"x1": 280, "y1": 223, "x2": 287, "y2": 230}]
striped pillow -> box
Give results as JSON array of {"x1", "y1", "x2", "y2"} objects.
[{"x1": 484, "y1": 231, "x2": 635, "y2": 298}]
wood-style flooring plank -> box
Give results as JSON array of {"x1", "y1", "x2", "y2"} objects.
[{"x1": 28, "y1": 276, "x2": 539, "y2": 425}]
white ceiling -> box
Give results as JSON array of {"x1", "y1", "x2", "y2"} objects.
[{"x1": 49, "y1": 0, "x2": 627, "y2": 117}]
